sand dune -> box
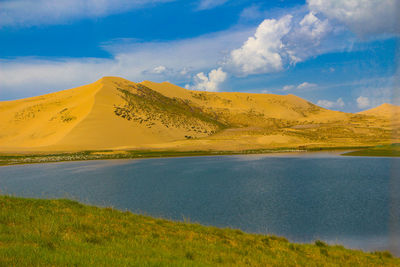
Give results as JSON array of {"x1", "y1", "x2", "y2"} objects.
[
  {"x1": 359, "y1": 103, "x2": 400, "y2": 119},
  {"x1": 0, "y1": 77, "x2": 398, "y2": 152},
  {"x1": 359, "y1": 103, "x2": 400, "y2": 133}
]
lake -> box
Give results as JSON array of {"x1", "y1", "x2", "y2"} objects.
[{"x1": 0, "y1": 151, "x2": 399, "y2": 255}]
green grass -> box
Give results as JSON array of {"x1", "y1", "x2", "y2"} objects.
[
  {"x1": 0, "y1": 196, "x2": 398, "y2": 266},
  {"x1": 342, "y1": 144, "x2": 400, "y2": 157}
]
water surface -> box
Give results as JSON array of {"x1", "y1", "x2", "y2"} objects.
[{"x1": 0, "y1": 152, "x2": 399, "y2": 255}]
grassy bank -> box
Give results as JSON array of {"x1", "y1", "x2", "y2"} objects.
[
  {"x1": 0, "y1": 196, "x2": 398, "y2": 266},
  {"x1": 342, "y1": 144, "x2": 400, "y2": 157}
]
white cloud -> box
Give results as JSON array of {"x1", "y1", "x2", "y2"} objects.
[
  {"x1": 151, "y1": 65, "x2": 167, "y2": 74},
  {"x1": 0, "y1": 0, "x2": 173, "y2": 27},
  {"x1": 281, "y1": 82, "x2": 317, "y2": 91},
  {"x1": 317, "y1": 98, "x2": 345, "y2": 109},
  {"x1": 298, "y1": 12, "x2": 331, "y2": 41},
  {"x1": 307, "y1": 0, "x2": 400, "y2": 37},
  {"x1": 356, "y1": 96, "x2": 370, "y2": 109},
  {"x1": 197, "y1": 0, "x2": 229, "y2": 10},
  {"x1": 297, "y1": 82, "x2": 317, "y2": 89},
  {"x1": 282, "y1": 85, "x2": 295, "y2": 91},
  {"x1": 186, "y1": 67, "x2": 227, "y2": 92},
  {"x1": 225, "y1": 10, "x2": 338, "y2": 76},
  {"x1": 226, "y1": 15, "x2": 292, "y2": 75},
  {"x1": 226, "y1": 1, "x2": 397, "y2": 78},
  {"x1": 284, "y1": 11, "x2": 335, "y2": 64}
]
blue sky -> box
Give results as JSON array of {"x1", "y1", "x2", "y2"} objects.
[{"x1": 0, "y1": 0, "x2": 398, "y2": 112}]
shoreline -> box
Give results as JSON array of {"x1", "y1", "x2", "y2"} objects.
[
  {"x1": 1, "y1": 143, "x2": 399, "y2": 167},
  {"x1": 0, "y1": 146, "x2": 372, "y2": 167}
]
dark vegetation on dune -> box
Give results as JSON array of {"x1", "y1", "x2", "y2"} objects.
[{"x1": 113, "y1": 83, "x2": 225, "y2": 134}]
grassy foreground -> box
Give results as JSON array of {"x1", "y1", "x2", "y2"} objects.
[
  {"x1": 342, "y1": 144, "x2": 400, "y2": 157},
  {"x1": 0, "y1": 196, "x2": 398, "y2": 266}
]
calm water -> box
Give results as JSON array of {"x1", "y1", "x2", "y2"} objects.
[{"x1": 0, "y1": 152, "x2": 399, "y2": 255}]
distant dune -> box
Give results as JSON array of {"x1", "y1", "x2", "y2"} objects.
[
  {"x1": 0, "y1": 77, "x2": 398, "y2": 152},
  {"x1": 359, "y1": 103, "x2": 400, "y2": 124}
]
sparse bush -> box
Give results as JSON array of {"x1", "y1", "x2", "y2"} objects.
[
  {"x1": 372, "y1": 251, "x2": 393, "y2": 258},
  {"x1": 185, "y1": 251, "x2": 195, "y2": 260},
  {"x1": 320, "y1": 248, "x2": 329, "y2": 256}
]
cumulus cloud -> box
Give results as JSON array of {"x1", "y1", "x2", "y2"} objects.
[
  {"x1": 225, "y1": 11, "x2": 337, "y2": 76},
  {"x1": 196, "y1": 0, "x2": 229, "y2": 10},
  {"x1": 185, "y1": 67, "x2": 227, "y2": 92},
  {"x1": 284, "y1": 12, "x2": 335, "y2": 64},
  {"x1": 307, "y1": 0, "x2": 400, "y2": 37},
  {"x1": 0, "y1": 0, "x2": 173, "y2": 27},
  {"x1": 317, "y1": 98, "x2": 345, "y2": 109},
  {"x1": 298, "y1": 12, "x2": 331, "y2": 41},
  {"x1": 356, "y1": 96, "x2": 370, "y2": 109},
  {"x1": 226, "y1": 0, "x2": 397, "y2": 78},
  {"x1": 226, "y1": 15, "x2": 293, "y2": 75}
]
